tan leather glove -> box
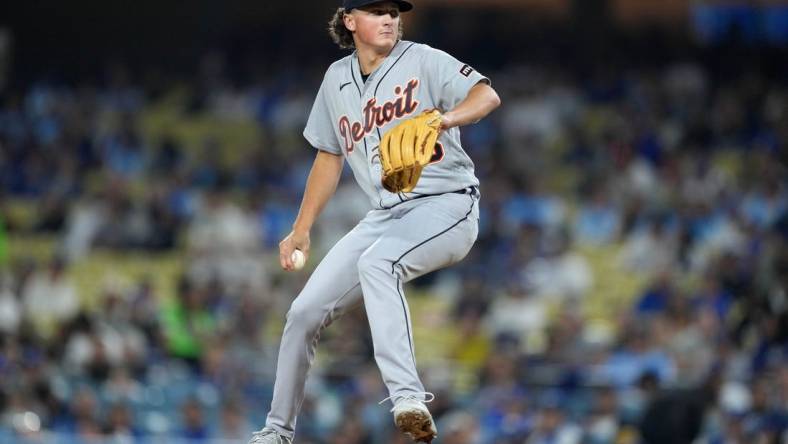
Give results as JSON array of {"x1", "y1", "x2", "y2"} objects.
[{"x1": 379, "y1": 110, "x2": 442, "y2": 193}]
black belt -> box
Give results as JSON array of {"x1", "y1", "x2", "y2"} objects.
[
  {"x1": 379, "y1": 186, "x2": 478, "y2": 210},
  {"x1": 411, "y1": 186, "x2": 478, "y2": 201},
  {"x1": 452, "y1": 186, "x2": 478, "y2": 196}
]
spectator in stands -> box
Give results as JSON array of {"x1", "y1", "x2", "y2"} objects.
[
  {"x1": 161, "y1": 277, "x2": 217, "y2": 370},
  {"x1": 522, "y1": 228, "x2": 592, "y2": 302},
  {"x1": 21, "y1": 257, "x2": 79, "y2": 338},
  {"x1": 219, "y1": 398, "x2": 255, "y2": 441},
  {"x1": 526, "y1": 394, "x2": 582, "y2": 444},
  {"x1": 186, "y1": 189, "x2": 268, "y2": 292},
  {"x1": 180, "y1": 397, "x2": 210, "y2": 442},
  {"x1": 103, "y1": 402, "x2": 142, "y2": 440},
  {"x1": 439, "y1": 410, "x2": 481, "y2": 444},
  {"x1": 0, "y1": 271, "x2": 20, "y2": 335}
]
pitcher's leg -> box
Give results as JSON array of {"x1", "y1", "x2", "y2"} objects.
[
  {"x1": 265, "y1": 278, "x2": 362, "y2": 437},
  {"x1": 265, "y1": 214, "x2": 386, "y2": 437},
  {"x1": 357, "y1": 193, "x2": 479, "y2": 402}
]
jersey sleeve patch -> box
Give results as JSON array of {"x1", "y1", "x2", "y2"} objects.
[{"x1": 459, "y1": 64, "x2": 474, "y2": 77}]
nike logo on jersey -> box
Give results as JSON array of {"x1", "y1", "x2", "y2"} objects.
[
  {"x1": 338, "y1": 79, "x2": 420, "y2": 154},
  {"x1": 340, "y1": 81, "x2": 353, "y2": 91}
]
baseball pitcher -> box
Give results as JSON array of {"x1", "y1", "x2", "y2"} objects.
[{"x1": 249, "y1": 1, "x2": 500, "y2": 442}]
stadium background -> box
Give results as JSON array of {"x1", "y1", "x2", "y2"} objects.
[{"x1": 0, "y1": 0, "x2": 787, "y2": 443}]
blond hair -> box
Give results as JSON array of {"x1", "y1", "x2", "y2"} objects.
[{"x1": 328, "y1": 7, "x2": 404, "y2": 50}]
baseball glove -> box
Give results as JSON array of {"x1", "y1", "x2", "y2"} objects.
[{"x1": 379, "y1": 110, "x2": 442, "y2": 193}]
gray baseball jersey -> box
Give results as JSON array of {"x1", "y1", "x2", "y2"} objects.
[{"x1": 304, "y1": 40, "x2": 488, "y2": 209}]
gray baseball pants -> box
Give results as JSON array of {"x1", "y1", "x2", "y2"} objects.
[{"x1": 265, "y1": 190, "x2": 479, "y2": 438}]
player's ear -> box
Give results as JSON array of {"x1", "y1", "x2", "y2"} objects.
[{"x1": 343, "y1": 12, "x2": 356, "y2": 32}]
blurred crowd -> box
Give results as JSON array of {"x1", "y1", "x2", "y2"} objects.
[{"x1": 1, "y1": 36, "x2": 787, "y2": 444}]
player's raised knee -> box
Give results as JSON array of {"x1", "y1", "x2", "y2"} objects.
[{"x1": 357, "y1": 249, "x2": 390, "y2": 277}]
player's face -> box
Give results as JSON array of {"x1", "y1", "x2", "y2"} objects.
[{"x1": 346, "y1": 2, "x2": 400, "y2": 51}]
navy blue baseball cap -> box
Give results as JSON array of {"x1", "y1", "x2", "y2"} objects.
[{"x1": 343, "y1": 0, "x2": 413, "y2": 12}]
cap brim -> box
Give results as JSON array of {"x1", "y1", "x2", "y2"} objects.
[{"x1": 395, "y1": 0, "x2": 413, "y2": 11}]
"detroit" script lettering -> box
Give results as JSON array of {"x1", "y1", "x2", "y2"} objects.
[{"x1": 338, "y1": 79, "x2": 420, "y2": 154}]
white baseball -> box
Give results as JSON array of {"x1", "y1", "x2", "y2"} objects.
[{"x1": 291, "y1": 249, "x2": 306, "y2": 270}]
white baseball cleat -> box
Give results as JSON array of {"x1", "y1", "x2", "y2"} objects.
[
  {"x1": 248, "y1": 427, "x2": 292, "y2": 444},
  {"x1": 390, "y1": 394, "x2": 438, "y2": 443}
]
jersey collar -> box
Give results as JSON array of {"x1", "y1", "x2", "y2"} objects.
[{"x1": 353, "y1": 40, "x2": 411, "y2": 91}]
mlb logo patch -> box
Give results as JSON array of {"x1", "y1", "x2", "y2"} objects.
[{"x1": 460, "y1": 64, "x2": 474, "y2": 77}]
